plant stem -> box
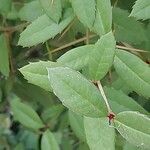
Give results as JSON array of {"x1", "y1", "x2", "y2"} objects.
[
  {"x1": 44, "y1": 34, "x2": 148, "y2": 55},
  {"x1": 46, "y1": 42, "x2": 53, "y2": 60},
  {"x1": 0, "y1": 23, "x2": 28, "y2": 33},
  {"x1": 58, "y1": 18, "x2": 76, "y2": 41},
  {"x1": 108, "y1": 69, "x2": 112, "y2": 84},
  {"x1": 4, "y1": 32, "x2": 15, "y2": 74},
  {"x1": 86, "y1": 28, "x2": 89, "y2": 44},
  {"x1": 116, "y1": 45, "x2": 148, "y2": 53},
  {"x1": 51, "y1": 0, "x2": 54, "y2": 5},
  {"x1": 114, "y1": 0, "x2": 118, "y2": 7},
  {"x1": 97, "y1": 80, "x2": 111, "y2": 113},
  {"x1": 44, "y1": 34, "x2": 96, "y2": 55}
]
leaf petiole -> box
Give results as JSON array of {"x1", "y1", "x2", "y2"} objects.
[
  {"x1": 97, "y1": 81, "x2": 115, "y2": 124},
  {"x1": 97, "y1": 80, "x2": 111, "y2": 112}
]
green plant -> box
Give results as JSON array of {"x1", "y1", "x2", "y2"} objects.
[{"x1": 0, "y1": 0, "x2": 150, "y2": 149}]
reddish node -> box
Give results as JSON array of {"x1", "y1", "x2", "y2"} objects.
[{"x1": 107, "y1": 112, "x2": 115, "y2": 125}]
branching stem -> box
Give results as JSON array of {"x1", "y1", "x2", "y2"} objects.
[
  {"x1": 116, "y1": 45, "x2": 148, "y2": 53},
  {"x1": 44, "y1": 34, "x2": 149, "y2": 55},
  {"x1": 44, "y1": 34, "x2": 96, "y2": 55}
]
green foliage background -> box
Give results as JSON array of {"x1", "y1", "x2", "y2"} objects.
[{"x1": 0, "y1": 0, "x2": 150, "y2": 150}]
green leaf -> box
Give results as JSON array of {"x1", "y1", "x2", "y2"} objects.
[
  {"x1": 0, "y1": 88, "x2": 2, "y2": 102},
  {"x1": 115, "y1": 133, "x2": 125, "y2": 150},
  {"x1": 39, "y1": 0, "x2": 62, "y2": 23},
  {"x1": 113, "y1": 8, "x2": 146, "y2": 44},
  {"x1": 7, "y1": 3, "x2": 18, "y2": 20},
  {"x1": 48, "y1": 67, "x2": 107, "y2": 117},
  {"x1": 57, "y1": 45, "x2": 94, "y2": 70},
  {"x1": 123, "y1": 142, "x2": 139, "y2": 150},
  {"x1": 0, "y1": 114, "x2": 10, "y2": 132},
  {"x1": 19, "y1": 61, "x2": 60, "y2": 91},
  {"x1": 104, "y1": 87, "x2": 147, "y2": 114},
  {"x1": 61, "y1": 134, "x2": 73, "y2": 150},
  {"x1": 84, "y1": 117, "x2": 115, "y2": 150},
  {"x1": 78, "y1": 143, "x2": 90, "y2": 150},
  {"x1": 13, "y1": 81, "x2": 54, "y2": 108},
  {"x1": 92, "y1": 0, "x2": 112, "y2": 35},
  {"x1": 88, "y1": 31, "x2": 116, "y2": 80},
  {"x1": 60, "y1": 112, "x2": 70, "y2": 130},
  {"x1": 19, "y1": 0, "x2": 44, "y2": 22},
  {"x1": 18, "y1": 8, "x2": 74, "y2": 47},
  {"x1": 114, "y1": 50, "x2": 150, "y2": 98},
  {"x1": 11, "y1": 99, "x2": 44, "y2": 131},
  {"x1": 14, "y1": 143, "x2": 24, "y2": 150},
  {"x1": 130, "y1": 0, "x2": 150, "y2": 20},
  {"x1": 0, "y1": 0, "x2": 11, "y2": 14},
  {"x1": 0, "y1": 34, "x2": 10, "y2": 77},
  {"x1": 70, "y1": 0, "x2": 96, "y2": 28},
  {"x1": 115, "y1": 111, "x2": 150, "y2": 149},
  {"x1": 41, "y1": 130, "x2": 59, "y2": 150},
  {"x1": 68, "y1": 111, "x2": 85, "y2": 141},
  {"x1": 19, "y1": 130, "x2": 39, "y2": 149},
  {"x1": 144, "y1": 24, "x2": 150, "y2": 52},
  {"x1": 54, "y1": 132, "x2": 62, "y2": 145},
  {"x1": 112, "y1": 77, "x2": 132, "y2": 94},
  {"x1": 42, "y1": 105, "x2": 64, "y2": 122}
]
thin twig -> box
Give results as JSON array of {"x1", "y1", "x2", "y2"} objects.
[
  {"x1": 44, "y1": 34, "x2": 148, "y2": 56},
  {"x1": 97, "y1": 81, "x2": 111, "y2": 113},
  {"x1": 108, "y1": 70, "x2": 112, "y2": 84},
  {"x1": 116, "y1": 45, "x2": 148, "y2": 53},
  {"x1": 58, "y1": 19, "x2": 76, "y2": 41},
  {"x1": 44, "y1": 34, "x2": 96, "y2": 55},
  {"x1": 114, "y1": 0, "x2": 118, "y2": 7},
  {"x1": 86, "y1": 28, "x2": 89, "y2": 44},
  {"x1": 51, "y1": 0, "x2": 54, "y2": 5},
  {"x1": 4, "y1": 32, "x2": 15, "y2": 74},
  {"x1": 0, "y1": 23, "x2": 28, "y2": 33},
  {"x1": 46, "y1": 42, "x2": 53, "y2": 60}
]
